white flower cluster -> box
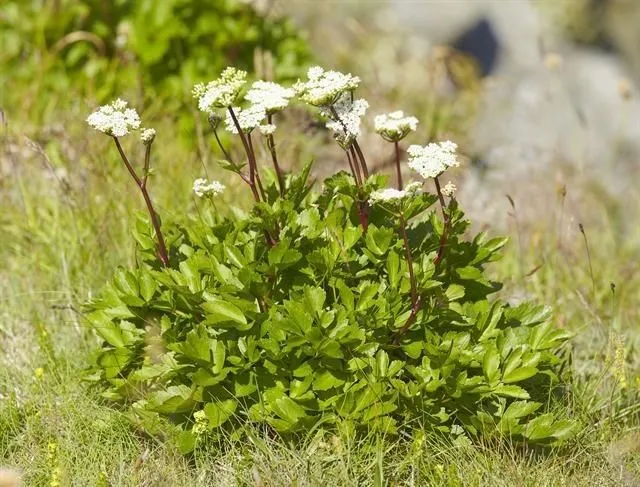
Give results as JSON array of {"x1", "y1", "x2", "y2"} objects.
[
  {"x1": 322, "y1": 93, "x2": 369, "y2": 147},
  {"x1": 86, "y1": 99, "x2": 141, "y2": 137},
  {"x1": 258, "y1": 124, "x2": 277, "y2": 136},
  {"x1": 407, "y1": 141, "x2": 459, "y2": 180},
  {"x1": 245, "y1": 81, "x2": 295, "y2": 114},
  {"x1": 294, "y1": 66, "x2": 361, "y2": 106},
  {"x1": 374, "y1": 111, "x2": 419, "y2": 142},
  {"x1": 224, "y1": 104, "x2": 267, "y2": 134},
  {"x1": 442, "y1": 181, "x2": 457, "y2": 198},
  {"x1": 140, "y1": 128, "x2": 156, "y2": 145},
  {"x1": 193, "y1": 178, "x2": 226, "y2": 198},
  {"x1": 193, "y1": 67, "x2": 247, "y2": 113},
  {"x1": 369, "y1": 181, "x2": 422, "y2": 203}
]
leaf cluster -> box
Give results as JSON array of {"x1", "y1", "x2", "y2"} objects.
[{"x1": 85, "y1": 169, "x2": 575, "y2": 453}]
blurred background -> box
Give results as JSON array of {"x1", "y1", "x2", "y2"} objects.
[{"x1": 1, "y1": 0, "x2": 639, "y2": 483}]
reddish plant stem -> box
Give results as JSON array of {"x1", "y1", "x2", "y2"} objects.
[
  {"x1": 113, "y1": 137, "x2": 169, "y2": 267},
  {"x1": 393, "y1": 141, "x2": 403, "y2": 190},
  {"x1": 352, "y1": 140, "x2": 370, "y2": 179},
  {"x1": 348, "y1": 146, "x2": 363, "y2": 186},
  {"x1": 329, "y1": 105, "x2": 369, "y2": 180},
  {"x1": 345, "y1": 149, "x2": 359, "y2": 184},
  {"x1": 266, "y1": 113, "x2": 285, "y2": 197},
  {"x1": 227, "y1": 107, "x2": 261, "y2": 202},
  {"x1": 247, "y1": 133, "x2": 267, "y2": 202},
  {"x1": 394, "y1": 296, "x2": 422, "y2": 345}
]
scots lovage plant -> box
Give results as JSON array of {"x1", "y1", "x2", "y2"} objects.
[{"x1": 84, "y1": 66, "x2": 575, "y2": 452}]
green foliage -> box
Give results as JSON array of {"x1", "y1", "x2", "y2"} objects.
[
  {"x1": 0, "y1": 0, "x2": 310, "y2": 107},
  {"x1": 85, "y1": 167, "x2": 574, "y2": 452}
]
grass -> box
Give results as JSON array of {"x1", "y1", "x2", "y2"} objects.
[{"x1": 2, "y1": 13, "x2": 640, "y2": 487}]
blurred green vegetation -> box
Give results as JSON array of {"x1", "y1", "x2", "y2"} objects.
[{"x1": 0, "y1": 0, "x2": 311, "y2": 133}]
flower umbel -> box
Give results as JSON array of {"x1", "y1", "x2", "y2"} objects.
[
  {"x1": 86, "y1": 99, "x2": 141, "y2": 137},
  {"x1": 375, "y1": 111, "x2": 419, "y2": 142},
  {"x1": 322, "y1": 93, "x2": 369, "y2": 147},
  {"x1": 140, "y1": 128, "x2": 156, "y2": 145},
  {"x1": 407, "y1": 141, "x2": 459, "y2": 180},
  {"x1": 294, "y1": 66, "x2": 361, "y2": 106},
  {"x1": 194, "y1": 67, "x2": 248, "y2": 113},
  {"x1": 442, "y1": 181, "x2": 457, "y2": 198},
  {"x1": 369, "y1": 181, "x2": 422, "y2": 203},
  {"x1": 193, "y1": 178, "x2": 225, "y2": 198},
  {"x1": 259, "y1": 124, "x2": 277, "y2": 136},
  {"x1": 224, "y1": 104, "x2": 267, "y2": 134},
  {"x1": 245, "y1": 81, "x2": 295, "y2": 114}
]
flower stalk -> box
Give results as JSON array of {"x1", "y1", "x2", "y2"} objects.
[
  {"x1": 266, "y1": 114, "x2": 285, "y2": 197},
  {"x1": 433, "y1": 176, "x2": 450, "y2": 266},
  {"x1": 113, "y1": 137, "x2": 169, "y2": 267},
  {"x1": 394, "y1": 141, "x2": 403, "y2": 190},
  {"x1": 228, "y1": 107, "x2": 261, "y2": 203}
]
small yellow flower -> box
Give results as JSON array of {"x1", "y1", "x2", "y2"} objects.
[{"x1": 34, "y1": 368, "x2": 44, "y2": 380}]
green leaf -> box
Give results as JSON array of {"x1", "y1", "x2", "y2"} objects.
[
  {"x1": 386, "y1": 251, "x2": 400, "y2": 289},
  {"x1": 149, "y1": 385, "x2": 194, "y2": 414},
  {"x1": 445, "y1": 284, "x2": 465, "y2": 302},
  {"x1": 313, "y1": 369, "x2": 345, "y2": 391},
  {"x1": 482, "y1": 344, "x2": 500, "y2": 383},
  {"x1": 213, "y1": 341, "x2": 226, "y2": 374},
  {"x1": 493, "y1": 384, "x2": 530, "y2": 399},
  {"x1": 357, "y1": 283, "x2": 379, "y2": 311},
  {"x1": 179, "y1": 259, "x2": 202, "y2": 293},
  {"x1": 180, "y1": 327, "x2": 211, "y2": 363},
  {"x1": 114, "y1": 269, "x2": 139, "y2": 297},
  {"x1": 550, "y1": 419, "x2": 577, "y2": 441},
  {"x1": 376, "y1": 349, "x2": 389, "y2": 377},
  {"x1": 303, "y1": 286, "x2": 326, "y2": 316},
  {"x1": 503, "y1": 366, "x2": 538, "y2": 384},
  {"x1": 202, "y1": 296, "x2": 248, "y2": 327},
  {"x1": 503, "y1": 401, "x2": 542, "y2": 420},
  {"x1": 87, "y1": 311, "x2": 127, "y2": 348},
  {"x1": 139, "y1": 271, "x2": 158, "y2": 301},
  {"x1": 273, "y1": 396, "x2": 307, "y2": 424},
  {"x1": 336, "y1": 280, "x2": 354, "y2": 312},
  {"x1": 224, "y1": 243, "x2": 247, "y2": 268},
  {"x1": 234, "y1": 372, "x2": 257, "y2": 397},
  {"x1": 365, "y1": 225, "x2": 394, "y2": 256},
  {"x1": 177, "y1": 430, "x2": 196, "y2": 454},
  {"x1": 343, "y1": 226, "x2": 363, "y2": 249},
  {"x1": 204, "y1": 399, "x2": 237, "y2": 428},
  {"x1": 524, "y1": 413, "x2": 555, "y2": 440}
]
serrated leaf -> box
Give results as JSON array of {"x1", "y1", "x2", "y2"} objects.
[
  {"x1": 503, "y1": 400, "x2": 542, "y2": 420},
  {"x1": 483, "y1": 344, "x2": 500, "y2": 383},
  {"x1": 202, "y1": 297, "x2": 248, "y2": 327},
  {"x1": 204, "y1": 399, "x2": 237, "y2": 427},
  {"x1": 386, "y1": 251, "x2": 400, "y2": 289},
  {"x1": 445, "y1": 284, "x2": 465, "y2": 301},
  {"x1": 177, "y1": 430, "x2": 196, "y2": 454},
  {"x1": 493, "y1": 384, "x2": 530, "y2": 399},
  {"x1": 524, "y1": 413, "x2": 555, "y2": 440},
  {"x1": 503, "y1": 366, "x2": 538, "y2": 384},
  {"x1": 313, "y1": 369, "x2": 345, "y2": 391},
  {"x1": 139, "y1": 271, "x2": 158, "y2": 302},
  {"x1": 273, "y1": 396, "x2": 307, "y2": 424},
  {"x1": 303, "y1": 286, "x2": 326, "y2": 316}
]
